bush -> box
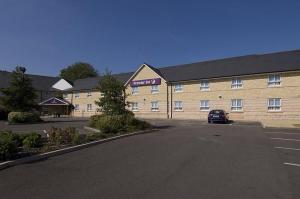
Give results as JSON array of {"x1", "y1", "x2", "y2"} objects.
[
  {"x1": 22, "y1": 132, "x2": 42, "y2": 149},
  {"x1": 8, "y1": 112, "x2": 41, "y2": 124},
  {"x1": 48, "y1": 127, "x2": 84, "y2": 146},
  {"x1": 89, "y1": 113, "x2": 152, "y2": 134},
  {"x1": 0, "y1": 131, "x2": 19, "y2": 161}
]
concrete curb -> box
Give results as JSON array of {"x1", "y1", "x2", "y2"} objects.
[{"x1": 0, "y1": 128, "x2": 157, "y2": 171}]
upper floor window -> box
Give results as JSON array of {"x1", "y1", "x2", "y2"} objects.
[
  {"x1": 151, "y1": 85, "x2": 159, "y2": 93},
  {"x1": 131, "y1": 102, "x2": 139, "y2": 111},
  {"x1": 268, "y1": 74, "x2": 281, "y2": 87},
  {"x1": 200, "y1": 80, "x2": 209, "y2": 91},
  {"x1": 174, "y1": 83, "x2": 183, "y2": 92},
  {"x1": 63, "y1": 93, "x2": 68, "y2": 99},
  {"x1": 174, "y1": 101, "x2": 183, "y2": 111},
  {"x1": 151, "y1": 101, "x2": 159, "y2": 111},
  {"x1": 200, "y1": 100, "x2": 210, "y2": 111},
  {"x1": 87, "y1": 104, "x2": 93, "y2": 112},
  {"x1": 74, "y1": 92, "x2": 80, "y2": 98},
  {"x1": 231, "y1": 99, "x2": 243, "y2": 111},
  {"x1": 231, "y1": 78, "x2": 243, "y2": 89},
  {"x1": 268, "y1": 98, "x2": 281, "y2": 111},
  {"x1": 87, "y1": 92, "x2": 92, "y2": 97},
  {"x1": 132, "y1": 86, "x2": 139, "y2": 94}
]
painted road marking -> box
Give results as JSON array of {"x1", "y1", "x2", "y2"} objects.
[
  {"x1": 284, "y1": 162, "x2": 300, "y2": 167},
  {"x1": 271, "y1": 138, "x2": 300, "y2": 142},
  {"x1": 265, "y1": 132, "x2": 300, "y2": 135},
  {"x1": 275, "y1": 147, "x2": 300, "y2": 151}
]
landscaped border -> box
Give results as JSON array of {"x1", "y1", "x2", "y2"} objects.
[{"x1": 0, "y1": 128, "x2": 157, "y2": 170}]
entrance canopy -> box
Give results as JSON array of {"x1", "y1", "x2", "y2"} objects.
[{"x1": 39, "y1": 97, "x2": 70, "y2": 106}]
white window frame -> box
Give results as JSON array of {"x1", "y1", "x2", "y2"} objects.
[
  {"x1": 268, "y1": 98, "x2": 281, "y2": 111},
  {"x1": 131, "y1": 102, "x2": 139, "y2": 111},
  {"x1": 132, "y1": 86, "x2": 139, "y2": 94},
  {"x1": 74, "y1": 104, "x2": 79, "y2": 111},
  {"x1": 174, "y1": 83, "x2": 183, "y2": 92},
  {"x1": 74, "y1": 92, "x2": 80, "y2": 98},
  {"x1": 200, "y1": 100, "x2": 210, "y2": 111},
  {"x1": 151, "y1": 85, "x2": 159, "y2": 93},
  {"x1": 174, "y1": 101, "x2": 183, "y2": 111},
  {"x1": 87, "y1": 104, "x2": 93, "y2": 112},
  {"x1": 63, "y1": 93, "x2": 68, "y2": 99},
  {"x1": 268, "y1": 74, "x2": 281, "y2": 87},
  {"x1": 151, "y1": 101, "x2": 159, "y2": 111},
  {"x1": 200, "y1": 80, "x2": 210, "y2": 91},
  {"x1": 87, "y1": 91, "x2": 92, "y2": 97},
  {"x1": 231, "y1": 99, "x2": 243, "y2": 111},
  {"x1": 231, "y1": 78, "x2": 243, "y2": 89}
]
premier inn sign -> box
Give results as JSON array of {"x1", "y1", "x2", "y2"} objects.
[{"x1": 130, "y1": 78, "x2": 161, "y2": 87}]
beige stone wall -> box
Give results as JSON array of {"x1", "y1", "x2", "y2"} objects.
[
  {"x1": 63, "y1": 90, "x2": 101, "y2": 117},
  {"x1": 125, "y1": 65, "x2": 169, "y2": 119},
  {"x1": 170, "y1": 71, "x2": 300, "y2": 121}
]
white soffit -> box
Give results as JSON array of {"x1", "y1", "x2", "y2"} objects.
[{"x1": 52, "y1": 79, "x2": 73, "y2": 91}]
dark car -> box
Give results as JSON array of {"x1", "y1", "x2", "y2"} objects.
[{"x1": 208, "y1": 109, "x2": 229, "y2": 123}]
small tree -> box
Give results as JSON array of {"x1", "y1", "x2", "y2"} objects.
[
  {"x1": 0, "y1": 67, "x2": 38, "y2": 112},
  {"x1": 60, "y1": 62, "x2": 98, "y2": 81},
  {"x1": 95, "y1": 71, "x2": 128, "y2": 115}
]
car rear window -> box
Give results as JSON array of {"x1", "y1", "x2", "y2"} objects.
[{"x1": 210, "y1": 110, "x2": 224, "y2": 114}]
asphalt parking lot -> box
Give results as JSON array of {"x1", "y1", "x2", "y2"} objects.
[{"x1": 0, "y1": 120, "x2": 299, "y2": 199}]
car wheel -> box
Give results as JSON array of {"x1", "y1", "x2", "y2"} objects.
[{"x1": 208, "y1": 120, "x2": 211, "y2": 123}]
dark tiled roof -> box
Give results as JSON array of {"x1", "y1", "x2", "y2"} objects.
[
  {"x1": 158, "y1": 49, "x2": 300, "y2": 82},
  {"x1": 71, "y1": 72, "x2": 134, "y2": 91},
  {"x1": 0, "y1": 70, "x2": 60, "y2": 91}
]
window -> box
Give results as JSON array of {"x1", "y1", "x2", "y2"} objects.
[
  {"x1": 132, "y1": 86, "x2": 139, "y2": 94},
  {"x1": 268, "y1": 98, "x2": 281, "y2": 111},
  {"x1": 200, "y1": 100, "x2": 210, "y2": 111},
  {"x1": 151, "y1": 85, "x2": 159, "y2": 93},
  {"x1": 75, "y1": 92, "x2": 80, "y2": 98},
  {"x1": 174, "y1": 101, "x2": 183, "y2": 111},
  {"x1": 87, "y1": 104, "x2": 92, "y2": 112},
  {"x1": 87, "y1": 92, "x2": 92, "y2": 97},
  {"x1": 74, "y1": 104, "x2": 79, "y2": 111},
  {"x1": 63, "y1": 93, "x2": 68, "y2": 99},
  {"x1": 131, "y1": 102, "x2": 139, "y2": 111},
  {"x1": 174, "y1": 83, "x2": 183, "y2": 92},
  {"x1": 200, "y1": 80, "x2": 209, "y2": 91},
  {"x1": 268, "y1": 74, "x2": 281, "y2": 87},
  {"x1": 151, "y1": 101, "x2": 159, "y2": 111},
  {"x1": 231, "y1": 99, "x2": 243, "y2": 111},
  {"x1": 231, "y1": 78, "x2": 243, "y2": 89}
]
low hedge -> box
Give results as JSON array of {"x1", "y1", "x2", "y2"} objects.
[
  {"x1": 0, "y1": 131, "x2": 19, "y2": 161},
  {"x1": 89, "y1": 113, "x2": 151, "y2": 134},
  {"x1": 8, "y1": 112, "x2": 42, "y2": 124}
]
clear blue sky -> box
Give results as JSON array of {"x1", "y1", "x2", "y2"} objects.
[{"x1": 1, "y1": 0, "x2": 300, "y2": 76}]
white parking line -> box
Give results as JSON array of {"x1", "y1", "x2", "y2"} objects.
[
  {"x1": 275, "y1": 147, "x2": 300, "y2": 151},
  {"x1": 271, "y1": 138, "x2": 300, "y2": 142},
  {"x1": 284, "y1": 162, "x2": 300, "y2": 167},
  {"x1": 265, "y1": 132, "x2": 300, "y2": 135}
]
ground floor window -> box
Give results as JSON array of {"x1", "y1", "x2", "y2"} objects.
[
  {"x1": 174, "y1": 101, "x2": 183, "y2": 111},
  {"x1": 268, "y1": 98, "x2": 281, "y2": 111},
  {"x1": 231, "y1": 99, "x2": 243, "y2": 111},
  {"x1": 200, "y1": 100, "x2": 210, "y2": 111},
  {"x1": 87, "y1": 104, "x2": 93, "y2": 112},
  {"x1": 74, "y1": 104, "x2": 79, "y2": 111},
  {"x1": 132, "y1": 102, "x2": 139, "y2": 111},
  {"x1": 151, "y1": 101, "x2": 159, "y2": 111}
]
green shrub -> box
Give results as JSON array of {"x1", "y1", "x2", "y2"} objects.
[
  {"x1": 48, "y1": 127, "x2": 84, "y2": 146},
  {"x1": 8, "y1": 112, "x2": 41, "y2": 124},
  {"x1": 89, "y1": 113, "x2": 151, "y2": 134},
  {"x1": 0, "y1": 131, "x2": 19, "y2": 160},
  {"x1": 22, "y1": 132, "x2": 42, "y2": 149},
  {"x1": 86, "y1": 132, "x2": 108, "y2": 142}
]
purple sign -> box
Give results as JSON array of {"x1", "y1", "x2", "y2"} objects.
[{"x1": 130, "y1": 78, "x2": 161, "y2": 87}]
